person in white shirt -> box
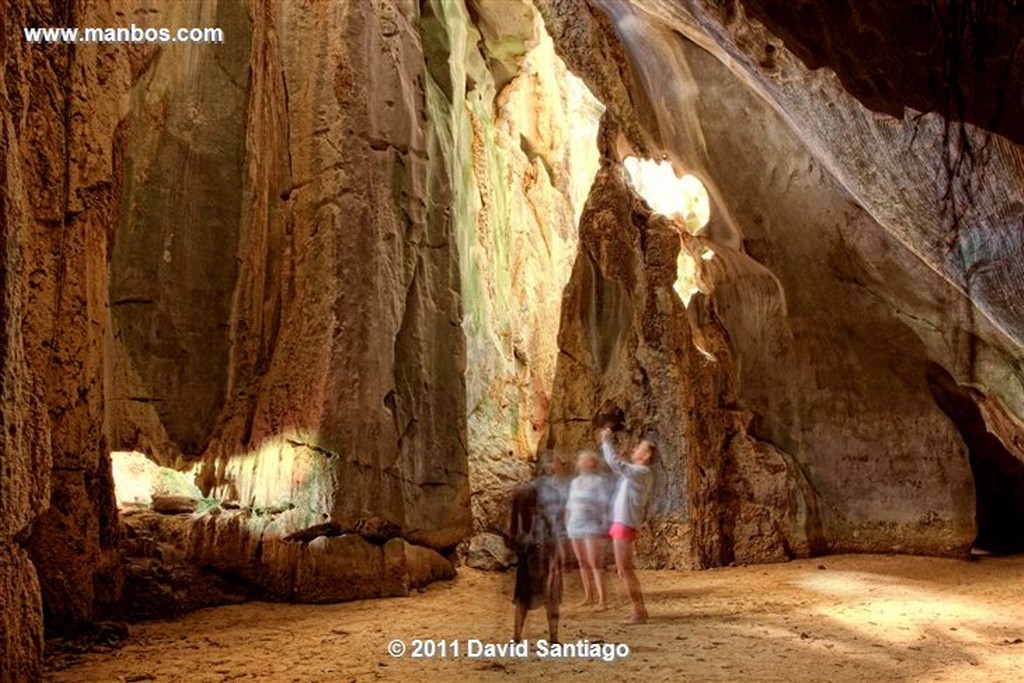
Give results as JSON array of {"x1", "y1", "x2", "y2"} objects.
[
  {"x1": 599, "y1": 426, "x2": 654, "y2": 624},
  {"x1": 566, "y1": 450, "x2": 611, "y2": 610}
]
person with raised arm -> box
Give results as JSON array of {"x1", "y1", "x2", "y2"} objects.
[{"x1": 598, "y1": 426, "x2": 654, "y2": 624}]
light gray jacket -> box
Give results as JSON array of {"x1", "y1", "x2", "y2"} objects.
[{"x1": 601, "y1": 437, "x2": 652, "y2": 529}]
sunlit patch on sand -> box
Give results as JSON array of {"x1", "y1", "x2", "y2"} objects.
[{"x1": 797, "y1": 569, "x2": 1017, "y2": 652}]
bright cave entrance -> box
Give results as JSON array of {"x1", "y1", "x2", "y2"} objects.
[
  {"x1": 110, "y1": 451, "x2": 206, "y2": 513},
  {"x1": 623, "y1": 156, "x2": 710, "y2": 232},
  {"x1": 623, "y1": 156, "x2": 713, "y2": 306}
]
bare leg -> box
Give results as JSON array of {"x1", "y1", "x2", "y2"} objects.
[
  {"x1": 561, "y1": 539, "x2": 574, "y2": 568},
  {"x1": 545, "y1": 554, "x2": 561, "y2": 643},
  {"x1": 587, "y1": 537, "x2": 607, "y2": 610},
  {"x1": 613, "y1": 539, "x2": 647, "y2": 623},
  {"x1": 545, "y1": 600, "x2": 560, "y2": 643},
  {"x1": 571, "y1": 538, "x2": 594, "y2": 606},
  {"x1": 513, "y1": 602, "x2": 528, "y2": 642}
]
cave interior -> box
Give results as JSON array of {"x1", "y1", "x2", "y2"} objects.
[{"x1": 3, "y1": 0, "x2": 1024, "y2": 679}]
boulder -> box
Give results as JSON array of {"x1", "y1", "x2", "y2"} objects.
[
  {"x1": 151, "y1": 496, "x2": 201, "y2": 515},
  {"x1": 293, "y1": 535, "x2": 383, "y2": 603},
  {"x1": 406, "y1": 543, "x2": 457, "y2": 589},
  {"x1": 465, "y1": 532, "x2": 515, "y2": 571}
]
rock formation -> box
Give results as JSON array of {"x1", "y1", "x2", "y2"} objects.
[
  {"x1": 539, "y1": 0, "x2": 1023, "y2": 564},
  {"x1": 543, "y1": 119, "x2": 822, "y2": 568},
  {"x1": 419, "y1": 0, "x2": 602, "y2": 556},
  {"x1": 3, "y1": 1, "x2": 130, "y2": 676},
  {"x1": 3, "y1": 0, "x2": 1024, "y2": 679},
  {"x1": 3, "y1": 0, "x2": 471, "y2": 676}
]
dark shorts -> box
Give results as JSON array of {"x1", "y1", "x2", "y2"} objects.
[{"x1": 513, "y1": 543, "x2": 562, "y2": 610}]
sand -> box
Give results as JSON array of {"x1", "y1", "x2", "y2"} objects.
[{"x1": 45, "y1": 554, "x2": 1024, "y2": 682}]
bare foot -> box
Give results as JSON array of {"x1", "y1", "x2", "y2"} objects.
[
  {"x1": 594, "y1": 603, "x2": 608, "y2": 612},
  {"x1": 621, "y1": 612, "x2": 648, "y2": 625},
  {"x1": 575, "y1": 598, "x2": 594, "y2": 608}
]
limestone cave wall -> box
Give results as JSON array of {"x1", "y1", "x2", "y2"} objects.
[
  {"x1": 3, "y1": 2, "x2": 131, "y2": 676},
  {"x1": 419, "y1": 0, "x2": 603, "y2": 565},
  {"x1": 105, "y1": 0, "x2": 470, "y2": 553},
  {"x1": 543, "y1": 120, "x2": 821, "y2": 568},
  {"x1": 3, "y1": 0, "x2": 476, "y2": 675},
  {"x1": 539, "y1": 0, "x2": 1024, "y2": 565},
  {"x1": 4, "y1": 0, "x2": 1024, "y2": 678}
]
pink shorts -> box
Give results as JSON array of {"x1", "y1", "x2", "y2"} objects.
[{"x1": 608, "y1": 522, "x2": 638, "y2": 541}]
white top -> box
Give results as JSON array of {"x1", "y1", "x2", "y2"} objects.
[
  {"x1": 601, "y1": 437, "x2": 652, "y2": 529},
  {"x1": 566, "y1": 473, "x2": 610, "y2": 538}
]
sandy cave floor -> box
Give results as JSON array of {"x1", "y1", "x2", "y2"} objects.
[{"x1": 45, "y1": 554, "x2": 1024, "y2": 683}]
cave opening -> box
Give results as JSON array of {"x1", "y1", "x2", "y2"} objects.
[
  {"x1": 622, "y1": 155, "x2": 713, "y2": 306},
  {"x1": 622, "y1": 156, "x2": 710, "y2": 233},
  {"x1": 110, "y1": 451, "x2": 205, "y2": 512},
  {"x1": 927, "y1": 363, "x2": 1024, "y2": 554}
]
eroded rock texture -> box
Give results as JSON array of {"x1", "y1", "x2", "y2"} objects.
[
  {"x1": 116, "y1": 505, "x2": 456, "y2": 619},
  {"x1": 191, "y1": 512, "x2": 453, "y2": 602},
  {"x1": 3, "y1": 0, "x2": 128, "y2": 669},
  {"x1": 541, "y1": 0, "x2": 1023, "y2": 565},
  {"x1": 545, "y1": 121, "x2": 820, "y2": 568},
  {"x1": 544, "y1": 145, "x2": 690, "y2": 567},
  {"x1": 103, "y1": 0, "x2": 470, "y2": 555},
  {"x1": 737, "y1": 0, "x2": 1024, "y2": 145},
  {"x1": 4, "y1": 0, "x2": 1024, "y2": 677},
  {"x1": 419, "y1": 0, "x2": 602, "y2": 551},
  {"x1": 3, "y1": 0, "x2": 473, "y2": 664},
  {"x1": 96, "y1": 0, "x2": 471, "y2": 608}
]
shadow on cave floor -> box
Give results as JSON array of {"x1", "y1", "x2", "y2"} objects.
[
  {"x1": 45, "y1": 554, "x2": 1024, "y2": 682},
  {"x1": 928, "y1": 363, "x2": 1024, "y2": 556}
]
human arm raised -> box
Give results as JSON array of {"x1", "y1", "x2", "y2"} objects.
[{"x1": 599, "y1": 428, "x2": 628, "y2": 477}]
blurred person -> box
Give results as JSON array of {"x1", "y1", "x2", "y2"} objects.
[
  {"x1": 566, "y1": 449, "x2": 610, "y2": 610},
  {"x1": 536, "y1": 451, "x2": 570, "y2": 558},
  {"x1": 599, "y1": 427, "x2": 654, "y2": 624},
  {"x1": 509, "y1": 453, "x2": 565, "y2": 642}
]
